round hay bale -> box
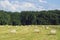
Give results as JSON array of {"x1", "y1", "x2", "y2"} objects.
[
  {"x1": 45, "y1": 26, "x2": 49, "y2": 29},
  {"x1": 10, "y1": 29, "x2": 16, "y2": 33},
  {"x1": 16, "y1": 26, "x2": 18, "y2": 27},
  {"x1": 42, "y1": 25, "x2": 45, "y2": 28},
  {"x1": 34, "y1": 29, "x2": 40, "y2": 33},
  {"x1": 50, "y1": 29, "x2": 56, "y2": 35}
]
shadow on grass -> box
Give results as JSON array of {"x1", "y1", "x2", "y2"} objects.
[{"x1": 46, "y1": 34, "x2": 56, "y2": 36}]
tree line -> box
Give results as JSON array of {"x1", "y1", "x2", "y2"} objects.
[{"x1": 0, "y1": 10, "x2": 60, "y2": 25}]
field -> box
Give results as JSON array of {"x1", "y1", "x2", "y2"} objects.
[{"x1": 0, "y1": 25, "x2": 60, "y2": 40}]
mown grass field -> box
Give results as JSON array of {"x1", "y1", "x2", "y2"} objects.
[{"x1": 0, "y1": 25, "x2": 60, "y2": 40}]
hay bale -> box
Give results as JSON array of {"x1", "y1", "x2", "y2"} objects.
[
  {"x1": 34, "y1": 29, "x2": 40, "y2": 33},
  {"x1": 10, "y1": 29, "x2": 16, "y2": 33},
  {"x1": 45, "y1": 26, "x2": 49, "y2": 29},
  {"x1": 50, "y1": 29, "x2": 56, "y2": 35},
  {"x1": 42, "y1": 25, "x2": 45, "y2": 28},
  {"x1": 16, "y1": 26, "x2": 18, "y2": 27}
]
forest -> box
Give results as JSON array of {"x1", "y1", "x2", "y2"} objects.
[{"x1": 0, "y1": 10, "x2": 60, "y2": 25}]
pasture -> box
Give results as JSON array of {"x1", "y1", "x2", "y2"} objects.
[{"x1": 0, "y1": 25, "x2": 60, "y2": 40}]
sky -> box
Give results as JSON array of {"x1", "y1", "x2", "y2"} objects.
[{"x1": 0, "y1": 0, "x2": 60, "y2": 12}]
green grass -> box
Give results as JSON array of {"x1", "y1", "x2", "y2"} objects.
[{"x1": 0, "y1": 25, "x2": 60, "y2": 40}]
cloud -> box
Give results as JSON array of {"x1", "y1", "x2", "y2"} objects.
[
  {"x1": 0, "y1": 0, "x2": 45, "y2": 12},
  {"x1": 47, "y1": 3, "x2": 60, "y2": 10},
  {"x1": 39, "y1": 0, "x2": 47, "y2": 3},
  {"x1": 0, "y1": 0, "x2": 16, "y2": 11},
  {"x1": 18, "y1": 2, "x2": 45, "y2": 11}
]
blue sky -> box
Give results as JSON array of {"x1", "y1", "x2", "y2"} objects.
[{"x1": 0, "y1": 0, "x2": 60, "y2": 12}]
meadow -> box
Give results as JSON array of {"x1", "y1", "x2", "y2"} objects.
[{"x1": 0, "y1": 25, "x2": 60, "y2": 40}]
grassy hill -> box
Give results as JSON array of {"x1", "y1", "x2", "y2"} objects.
[{"x1": 0, "y1": 25, "x2": 60, "y2": 40}]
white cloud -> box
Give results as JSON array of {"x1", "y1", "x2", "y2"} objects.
[
  {"x1": 0, "y1": 0, "x2": 10, "y2": 8},
  {"x1": 0, "y1": 0, "x2": 45, "y2": 12},
  {"x1": 39, "y1": 0, "x2": 47, "y2": 3},
  {"x1": 0, "y1": 0, "x2": 16, "y2": 11},
  {"x1": 37, "y1": 6, "x2": 46, "y2": 11},
  {"x1": 18, "y1": 2, "x2": 45, "y2": 11},
  {"x1": 47, "y1": 4, "x2": 60, "y2": 10},
  {"x1": 23, "y1": 2, "x2": 34, "y2": 8}
]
